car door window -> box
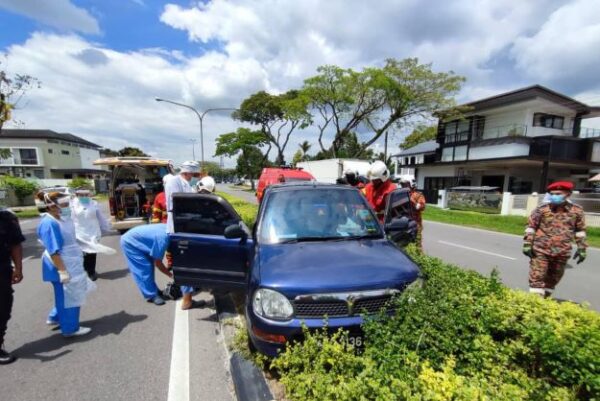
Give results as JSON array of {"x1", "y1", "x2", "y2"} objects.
[{"x1": 173, "y1": 194, "x2": 241, "y2": 235}]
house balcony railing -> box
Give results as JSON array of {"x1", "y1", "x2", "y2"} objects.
[
  {"x1": 579, "y1": 127, "x2": 600, "y2": 138},
  {"x1": 477, "y1": 124, "x2": 527, "y2": 140}
]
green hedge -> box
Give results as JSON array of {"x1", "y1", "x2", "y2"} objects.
[
  {"x1": 272, "y1": 247, "x2": 600, "y2": 401},
  {"x1": 216, "y1": 191, "x2": 258, "y2": 228}
]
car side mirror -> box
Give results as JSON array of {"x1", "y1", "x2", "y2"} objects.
[
  {"x1": 384, "y1": 217, "x2": 409, "y2": 234},
  {"x1": 224, "y1": 223, "x2": 247, "y2": 240}
]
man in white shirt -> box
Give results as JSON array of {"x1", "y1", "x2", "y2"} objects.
[{"x1": 165, "y1": 161, "x2": 200, "y2": 233}]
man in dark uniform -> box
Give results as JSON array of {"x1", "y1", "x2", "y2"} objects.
[
  {"x1": 0, "y1": 208, "x2": 25, "y2": 364},
  {"x1": 523, "y1": 181, "x2": 587, "y2": 297}
]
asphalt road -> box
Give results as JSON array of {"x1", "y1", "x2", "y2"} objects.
[
  {"x1": 218, "y1": 185, "x2": 600, "y2": 309},
  {"x1": 2, "y1": 210, "x2": 234, "y2": 401}
]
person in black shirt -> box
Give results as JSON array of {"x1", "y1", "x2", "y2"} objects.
[{"x1": 0, "y1": 208, "x2": 25, "y2": 364}]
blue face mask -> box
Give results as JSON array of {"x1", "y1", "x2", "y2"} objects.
[
  {"x1": 190, "y1": 177, "x2": 199, "y2": 186},
  {"x1": 60, "y1": 207, "x2": 72, "y2": 218},
  {"x1": 549, "y1": 194, "x2": 566, "y2": 204},
  {"x1": 79, "y1": 197, "x2": 91, "y2": 205}
]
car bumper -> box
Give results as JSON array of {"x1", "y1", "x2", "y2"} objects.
[
  {"x1": 110, "y1": 217, "x2": 146, "y2": 231},
  {"x1": 245, "y1": 307, "x2": 364, "y2": 357}
]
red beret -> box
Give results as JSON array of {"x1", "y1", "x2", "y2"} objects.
[{"x1": 547, "y1": 181, "x2": 574, "y2": 191}]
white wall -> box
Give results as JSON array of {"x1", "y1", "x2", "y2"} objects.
[
  {"x1": 415, "y1": 165, "x2": 455, "y2": 188},
  {"x1": 297, "y1": 159, "x2": 371, "y2": 183},
  {"x1": 80, "y1": 148, "x2": 101, "y2": 169}
]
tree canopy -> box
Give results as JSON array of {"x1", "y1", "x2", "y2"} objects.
[
  {"x1": 0, "y1": 58, "x2": 41, "y2": 132},
  {"x1": 399, "y1": 124, "x2": 437, "y2": 150},
  {"x1": 302, "y1": 58, "x2": 465, "y2": 158},
  {"x1": 233, "y1": 90, "x2": 310, "y2": 165}
]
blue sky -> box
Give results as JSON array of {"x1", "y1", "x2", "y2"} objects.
[{"x1": 1, "y1": 0, "x2": 599, "y2": 165}]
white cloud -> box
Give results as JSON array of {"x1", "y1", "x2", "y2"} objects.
[
  {"x1": 0, "y1": 0, "x2": 100, "y2": 34},
  {"x1": 511, "y1": 0, "x2": 600, "y2": 94},
  {"x1": 4, "y1": 0, "x2": 600, "y2": 167}
]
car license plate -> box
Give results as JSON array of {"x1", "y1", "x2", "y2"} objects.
[{"x1": 346, "y1": 334, "x2": 364, "y2": 350}]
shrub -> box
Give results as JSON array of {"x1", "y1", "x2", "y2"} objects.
[
  {"x1": 0, "y1": 175, "x2": 38, "y2": 204},
  {"x1": 68, "y1": 177, "x2": 93, "y2": 190},
  {"x1": 217, "y1": 191, "x2": 258, "y2": 228},
  {"x1": 272, "y1": 247, "x2": 600, "y2": 401}
]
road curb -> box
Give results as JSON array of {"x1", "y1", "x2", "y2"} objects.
[{"x1": 215, "y1": 293, "x2": 274, "y2": 401}]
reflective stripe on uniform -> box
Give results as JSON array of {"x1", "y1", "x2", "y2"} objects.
[
  {"x1": 525, "y1": 227, "x2": 535, "y2": 234},
  {"x1": 575, "y1": 231, "x2": 586, "y2": 238},
  {"x1": 529, "y1": 287, "x2": 545, "y2": 295}
]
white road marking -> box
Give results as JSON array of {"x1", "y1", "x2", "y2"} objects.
[
  {"x1": 167, "y1": 300, "x2": 190, "y2": 401},
  {"x1": 437, "y1": 240, "x2": 517, "y2": 260},
  {"x1": 23, "y1": 256, "x2": 34, "y2": 261}
]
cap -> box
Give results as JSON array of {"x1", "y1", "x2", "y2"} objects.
[
  {"x1": 547, "y1": 181, "x2": 574, "y2": 192},
  {"x1": 180, "y1": 161, "x2": 200, "y2": 173}
]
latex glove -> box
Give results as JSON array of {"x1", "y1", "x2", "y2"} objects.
[
  {"x1": 522, "y1": 244, "x2": 534, "y2": 258},
  {"x1": 58, "y1": 270, "x2": 71, "y2": 284},
  {"x1": 415, "y1": 204, "x2": 421, "y2": 211},
  {"x1": 573, "y1": 249, "x2": 587, "y2": 264}
]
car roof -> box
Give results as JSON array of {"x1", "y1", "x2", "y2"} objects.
[{"x1": 268, "y1": 182, "x2": 352, "y2": 192}]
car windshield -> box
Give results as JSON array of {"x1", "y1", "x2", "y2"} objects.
[{"x1": 258, "y1": 188, "x2": 383, "y2": 244}]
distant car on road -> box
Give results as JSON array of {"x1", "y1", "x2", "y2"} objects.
[
  {"x1": 256, "y1": 167, "x2": 314, "y2": 203},
  {"x1": 170, "y1": 182, "x2": 420, "y2": 356},
  {"x1": 35, "y1": 186, "x2": 74, "y2": 213}
]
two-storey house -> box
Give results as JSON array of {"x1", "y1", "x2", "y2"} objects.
[
  {"x1": 394, "y1": 85, "x2": 600, "y2": 201},
  {"x1": 0, "y1": 129, "x2": 107, "y2": 179}
]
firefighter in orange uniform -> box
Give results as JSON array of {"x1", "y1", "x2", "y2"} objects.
[
  {"x1": 364, "y1": 161, "x2": 397, "y2": 223},
  {"x1": 151, "y1": 189, "x2": 167, "y2": 224},
  {"x1": 400, "y1": 180, "x2": 426, "y2": 251}
]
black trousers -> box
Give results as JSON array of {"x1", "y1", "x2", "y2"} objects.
[
  {"x1": 0, "y1": 267, "x2": 13, "y2": 347},
  {"x1": 83, "y1": 253, "x2": 97, "y2": 277}
]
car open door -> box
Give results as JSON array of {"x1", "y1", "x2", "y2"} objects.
[
  {"x1": 383, "y1": 188, "x2": 418, "y2": 247},
  {"x1": 169, "y1": 193, "x2": 253, "y2": 291}
]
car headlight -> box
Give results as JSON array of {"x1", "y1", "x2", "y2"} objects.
[{"x1": 252, "y1": 288, "x2": 294, "y2": 321}]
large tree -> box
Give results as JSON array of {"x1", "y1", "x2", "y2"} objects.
[
  {"x1": 0, "y1": 58, "x2": 41, "y2": 132},
  {"x1": 118, "y1": 147, "x2": 149, "y2": 157},
  {"x1": 233, "y1": 90, "x2": 310, "y2": 165},
  {"x1": 214, "y1": 128, "x2": 268, "y2": 190},
  {"x1": 302, "y1": 58, "x2": 465, "y2": 158},
  {"x1": 399, "y1": 124, "x2": 437, "y2": 150}
]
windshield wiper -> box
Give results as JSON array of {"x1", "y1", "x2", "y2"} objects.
[{"x1": 332, "y1": 234, "x2": 382, "y2": 241}]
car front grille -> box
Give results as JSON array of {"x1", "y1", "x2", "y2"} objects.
[{"x1": 294, "y1": 294, "x2": 395, "y2": 319}]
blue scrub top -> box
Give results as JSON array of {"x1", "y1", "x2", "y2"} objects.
[
  {"x1": 37, "y1": 215, "x2": 63, "y2": 282},
  {"x1": 121, "y1": 223, "x2": 169, "y2": 261}
]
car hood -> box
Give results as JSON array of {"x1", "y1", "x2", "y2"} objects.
[{"x1": 256, "y1": 239, "x2": 419, "y2": 298}]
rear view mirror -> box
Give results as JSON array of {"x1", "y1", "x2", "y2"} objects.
[{"x1": 224, "y1": 224, "x2": 247, "y2": 239}]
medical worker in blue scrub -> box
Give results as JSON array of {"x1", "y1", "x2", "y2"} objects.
[
  {"x1": 36, "y1": 191, "x2": 96, "y2": 337},
  {"x1": 120, "y1": 223, "x2": 172, "y2": 305}
]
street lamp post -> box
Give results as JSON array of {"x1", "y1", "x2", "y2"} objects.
[
  {"x1": 189, "y1": 138, "x2": 197, "y2": 161},
  {"x1": 155, "y1": 97, "x2": 236, "y2": 170}
]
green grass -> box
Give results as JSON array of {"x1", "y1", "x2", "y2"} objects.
[
  {"x1": 13, "y1": 209, "x2": 41, "y2": 219},
  {"x1": 217, "y1": 191, "x2": 259, "y2": 228},
  {"x1": 424, "y1": 206, "x2": 600, "y2": 248}
]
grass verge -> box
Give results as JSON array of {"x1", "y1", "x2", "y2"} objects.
[
  {"x1": 13, "y1": 209, "x2": 41, "y2": 219},
  {"x1": 424, "y1": 206, "x2": 600, "y2": 248},
  {"x1": 217, "y1": 191, "x2": 259, "y2": 228}
]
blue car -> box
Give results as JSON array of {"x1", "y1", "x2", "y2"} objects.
[{"x1": 170, "y1": 183, "x2": 420, "y2": 356}]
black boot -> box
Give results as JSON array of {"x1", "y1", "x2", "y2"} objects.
[{"x1": 0, "y1": 347, "x2": 16, "y2": 365}]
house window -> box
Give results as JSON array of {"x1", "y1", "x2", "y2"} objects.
[
  {"x1": 33, "y1": 169, "x2": 45, "y2": 179},
  {"x1": 533, "y1": 113, "x2": 564, "y2": 129},
  {"x1": 442, "y1": 147, "x2": 454, "y2": 161},
  {"x1": 61, "y1": 150, "x2": 70, "y2": 155},
  {"x1": 18, "y1": 149, "x2": 38, "y2": 165},
  {"x1": 454, "y1": 145, "x2": 467, "y2": 161},
  {"x1": 444, "y1": 119, "x2": 470, "y2": 143},
  {"x1": 48, "y1": 149, "x2": 53, "y2": 154}
]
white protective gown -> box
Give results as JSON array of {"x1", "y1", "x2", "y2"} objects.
[
  {"x1": 71, "y1": 198, "x2": 116, "y2": 255},
  {"x1": 43, "y1": 214, "x2": 97, "y2": 308},
  {"x1": 165, "y1": 174, "x2": 194, "y2": 233}
]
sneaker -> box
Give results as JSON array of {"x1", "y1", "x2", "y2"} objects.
[
  {"x1": 46, "y1": 319, "x2": 59, "y2": 327},
  {"x1": 151, "y1": 295, "x2": 166, "y2": 306},
  {"x1": 63, "y1": 326, "x2": 92, "y2": 338},
  {"x1": 0, "y1": 348, "x2": 16, "y2": 365}
]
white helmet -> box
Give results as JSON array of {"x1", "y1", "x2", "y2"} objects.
[
  {"x1": 197, "y1": 176, "x2": 216, "y2": 193},
  {"x1": 180, "y1": 161, "x2": 200, "y2": 173},
  {"x1": 368, "y1": 160, "x2": 390, "y2": 182}
]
